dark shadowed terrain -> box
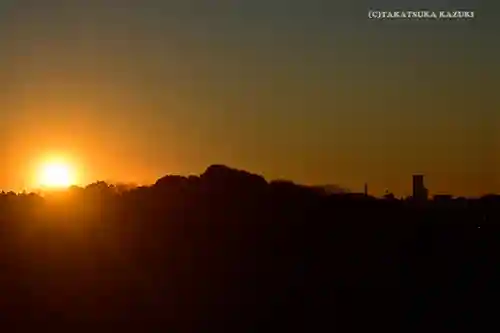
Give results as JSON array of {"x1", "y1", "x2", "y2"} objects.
[{"x1": 0, "y1": 165, "x2": 498, "y2": 331}]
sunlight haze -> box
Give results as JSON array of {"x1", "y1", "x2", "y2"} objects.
[
  {"x1": 36, "y1": 158, "x2": 77, "y2": 189},
  {"x1": 0, "y1": 0, "x2": 498, "y2": 197}
]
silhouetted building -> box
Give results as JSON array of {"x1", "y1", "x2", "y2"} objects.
[
  {"x1": 384, "y1": 190, "x2": 395, "y2": 200},
  {"x1": 412, "y1": 174, "x2": 428, "y2": 201}
]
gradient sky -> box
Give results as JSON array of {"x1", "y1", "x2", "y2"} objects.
[{"x1": 0, "y1": 0, "x2": 498, "y2": 196}]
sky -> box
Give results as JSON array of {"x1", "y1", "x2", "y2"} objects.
[{"x1": 0, "y1": 0, "x2": 498, "y2": 196}]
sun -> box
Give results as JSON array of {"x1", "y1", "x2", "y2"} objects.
[{"x1": 37, "y1": 160, "x2": 76, "y2": 189}]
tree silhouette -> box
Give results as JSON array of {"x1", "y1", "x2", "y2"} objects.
[{"x1": 0, "y1": 164, "x2": 496, "y2": 330}]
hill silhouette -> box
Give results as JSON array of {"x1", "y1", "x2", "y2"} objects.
[{"x1": 0, "y1": 164, "x2": 498, "y2": 331}]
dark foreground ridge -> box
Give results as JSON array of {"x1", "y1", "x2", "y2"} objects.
[{"x1": 0, "y1": 164, "x2": 499, "y2": 331}]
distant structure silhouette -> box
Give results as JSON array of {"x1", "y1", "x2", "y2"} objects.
[
  {"x1": 384, "y1": 189, "x2": 395, "y2": 200},
  {"x1": 412, "y1": 174, "x2": 428, "y2": 201},
  {"x1": 0, "y1": 164, "x2": 498, "y2": 330}
]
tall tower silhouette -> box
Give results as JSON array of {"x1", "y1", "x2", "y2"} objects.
[{"x1": 412, "y1": 174, "x2": 428, "y2": 201}]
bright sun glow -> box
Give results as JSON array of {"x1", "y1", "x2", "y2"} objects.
[{"x1": 38, "y1": 160, "x2": 76, "y2": 189}]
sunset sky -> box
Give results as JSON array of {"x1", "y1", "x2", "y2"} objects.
[{"x1": 0, "y1": 0, "x2": 498, "y2": 196}]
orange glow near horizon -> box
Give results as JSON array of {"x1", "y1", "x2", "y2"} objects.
[{"x1": 35, "y1": 156, "x2": 79, "y2": 190}]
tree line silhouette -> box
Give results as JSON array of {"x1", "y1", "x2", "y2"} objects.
[{"x1": 0, "y1": 164, "x2": 498, "y2": 331}]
